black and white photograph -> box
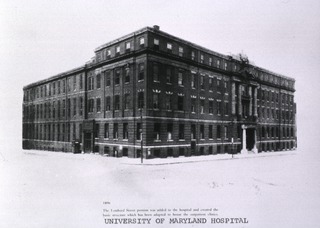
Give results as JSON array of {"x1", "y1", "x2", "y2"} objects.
[{"x1": 1, "y1": 0, "x2": 320, "y2": 227}]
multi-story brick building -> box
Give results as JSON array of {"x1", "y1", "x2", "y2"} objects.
[{"x1": 22, "y1": 25, "x2": 297, "y2": 158}]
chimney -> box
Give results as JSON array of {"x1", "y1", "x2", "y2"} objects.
[{"x1": 153, "y1": 25, "x2": 160, "y2": 31}]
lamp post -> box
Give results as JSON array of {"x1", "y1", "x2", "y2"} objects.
[{"x1": 140, "y1": 108, "x2": 143, "y2": 164}]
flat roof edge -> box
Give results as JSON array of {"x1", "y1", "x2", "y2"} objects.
[{"x1": 23, "y1": 65, "x2": 86, "y2": 90}]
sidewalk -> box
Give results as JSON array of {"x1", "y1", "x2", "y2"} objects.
[{"x1": 122, "y1": 150, "x2": 297, "y2": 166}]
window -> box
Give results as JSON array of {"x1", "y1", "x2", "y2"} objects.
[
  {"x1": 62, "y1": 99, "x2": 66, "y2": 117},
  {"x1": 73, "y1": 98, "x2": 77, "y2": 116},
  {"x1": 200, "y1": 125, "x2": 204, "y2": 139},
  {"x1": 209, "y1": 78, "x2": 213, "y2": 91},
  {"x1": 57, "y1": 101, "x2": 60, "y2": 118},
  {"x1": 67, "y1": 78, "x2": 71, "y2": 92},
  {"x1": 200, "y1": 54, "x2": 204, "y2": 64},
  {"x1": 114, "y1": 95, "x2": 120, "y2": 110},
  {"x1": 178, "y1": 70, "x2": 184, "y2": 86},
  {"x1": 178, "y1": 96, "x2": 184, "y2": 111},
  {"x1": 138, "y1": 63, "x2": 144, "y2": 80},
  {"x1": 179, "y1": 124, "x2": 185, "y2": 140},
  {"x1": 191, "y1": 73, "x2": 196, "y2": 89},
  {"x1": 167, "y1": 43, "x2": 172, "y2": 52},
  {"x1": 154, "y1": 38, "x2": 159, "y2": 46},
  {"x1": 200, "y1": 100, "x2": 205, "y2": 114},
  {"x1": 237, "y1": 125, "x2": 241, "y2": 139},
  {"x1": 209, "y1": 57, "x2": 212, "y2": 66},
  {"x1": 200, "y1": 76, "x2": 204, "y2": 89},
  {"x1": 123, "y1": 123, "x2": 128, "y2": 140},
  {"x1": 137, "y1": 123, "x2": 142, "y2": 140},
  {"x1": 79, "y1": 75, "x2": 83, "y2": 89},
  {"x1": 191, "y1": 98, "x2": 196, "y2": 113},
  {"x1": 105, "y1": 96, "x2": 111, "y2": 111},
  {"x1": 104, "y1": 123, "x2": 109, "y2": 139},
  {"x1": 154, "y1": 123, "x2": 161, "y2": 140},
  {"x1": 95, "y1": 123, "x2": 99, "y2": 138},
  {"x1": 209, "y1": 125, "x2": 213, "y2": 139},
  {"x1": 88, "y1": 77, "x2": 93, "y2": 90},
  {"x1": 79, "y1": 97, "x2": 83, "y2": 116},
  {"x1": 217, "y1": 125, "x2": 221, "y2": 139},
  {"x1": 178, "y1": 47, "x2": 183, "y2": 57},
  {"x1": 113, "y1": 123, "x2": 118, "y2": 139},
  {"x1": 138, "y1": 92, "x2": 144, "y2": 109},
  {"x1": 139, "y1": 37, "x2": 145, "y2": 46},
  {"x1": 116, "y1": 46, "x2": 120, "y2": 55},
  {"x1": 67, "y1": 99, "x2": 70, "y2": 117},
  {"x1": 96, "y1": 74, "x2": 101, "y2": 89},
  {"x1": 224, "y1": 62, "x2": 228, "y2": 70},
  {"x1": 224, "y1": 102, "x2": 229, "y2": 115},
  {"x1": 217, "y1": 59, "x2": 221, "y2": 68},
  {"x1": 166, "y1": 66, "x2": 172, "y2": 83},
  {"x1": 105, "y1": 71, "x2": 111, "y2": 86},
  {"x1": 52, "y1": 101, "x2": 56, "y2": 118},
  {"x1": 88, "y1": 99, "x2": 94, "y2": 113},
  {"x1": 96, "y1": 98, "x2": 101, "y2": 112},
  {"x1": 53, "y1": 82, "x2": 56, "y2": 95},
  {"x1": 125, "y1": 42, "x2": 131, "y2": 51},
  {"x1": 73, "y1": 76, "x2": 76, "y2": 91},
  {"x1": 125, "y1": 66, "x2": 130, "y2": 83},
  {"x1": 124, "y1": 93, "x2": 130, "y2": 110},
  {"x1": 153, "y1": 63, "x2": 159, "y2": 82},
  {"x1": 209, "y1": 101, "x2": 213, "y2": 114},
  {"x1": 115, "y1": 69, "x2": 120, "y2": 85},
  {"x1": 191, "y1": 124, "x2": 196, "y2": 140},
  {"x1": 224, "y1": 126, "x2": 228, "y2": 139},
  {"x1": 153, "y1": 93, "x2": 160, "y2": 109},
  {"x1": 217, "y1": 101, "x2": 221, "y2": 115},
  {"x1": 107, "y1": 49, "x2": 111, "y2": 58},
  {"x1": 191, "y1": 51, "x2": 195, "y2": 60},
  {"x1": 49, "y1": 83, "x2": 52, "y2": 96},
  {"x1": 167, "y1": 123, "x2": 173, "y2": 140},
  {"x1": 166, "y1": 94, "x2": 172, "y2": 110}
]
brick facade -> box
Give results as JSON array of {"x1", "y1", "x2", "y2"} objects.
[{"x1": 23, "y1": 26, "x2": 297, "y2": 158}]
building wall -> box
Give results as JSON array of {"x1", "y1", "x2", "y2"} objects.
[{"x1": 23, "y1": 26, "x2": 297, "y2": 158}]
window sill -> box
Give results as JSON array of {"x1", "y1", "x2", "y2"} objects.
[
  {"x1": 167, "y1": 139, "x2": 173, "y2": 142},
  {"x1": 179, "y1": 139, "x2": 185, "y2": 141},
  {"x1": 113, "y1": 139, "x2": 119, "y2": 141},
  {"x1": 154, "y1": 140, "x2": 161, "y2": 142},
  {"x1": 123, "y1": 139, "x2": 128, "y2": 141},
  {"x1": 138, "y1": 80, "x2": 144, "y2": 82}
]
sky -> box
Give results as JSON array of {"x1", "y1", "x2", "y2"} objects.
[{"x1": 0, "y1": 0, "x2": 320, "y2": 152}]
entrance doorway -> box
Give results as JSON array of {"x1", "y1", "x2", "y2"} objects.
[
  {"x1": 84, "y1": 133, "x2": 93, "y2": 153},
  {"x1": 191, "y1": 141, "x2": 196, "y2": 156},
  {"x1": 246, "y1": 128, "x2": 255, "y2": 150}
]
